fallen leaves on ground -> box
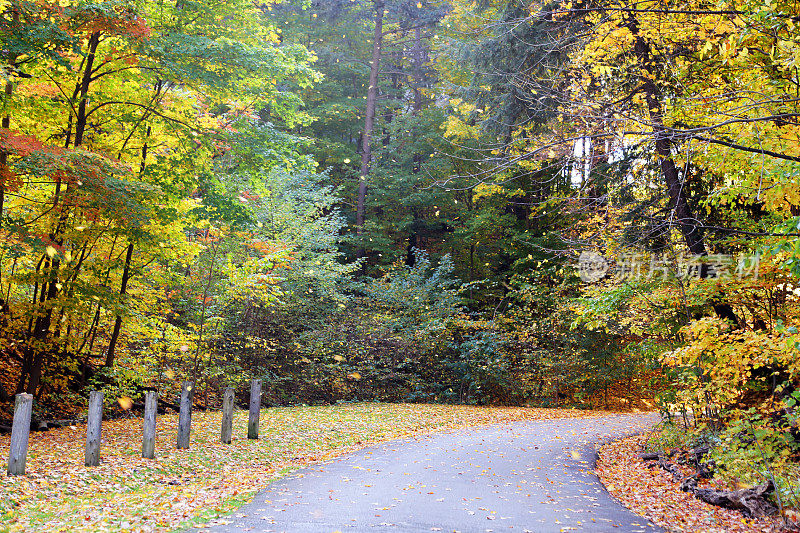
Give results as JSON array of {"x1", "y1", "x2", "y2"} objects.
[
  {"x1": 596, "y1": 434, "x2": 783, "y2": 532},
  {"x1": 1, "y1": 402, "x2": 601, "y2": 532}
]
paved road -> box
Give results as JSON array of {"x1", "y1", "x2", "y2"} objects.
[{"x1": 202, "y1": 413, "x2": 662, "y2": 533}]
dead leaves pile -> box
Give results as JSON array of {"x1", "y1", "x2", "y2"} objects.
[
  {"x1": 596, "y1": 434, "x2": 784, "y2": 532},
  {"x1": 1, "y1": 402, "x2": 598, "y2": 532}
]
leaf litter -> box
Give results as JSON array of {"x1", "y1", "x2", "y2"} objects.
[
  {"x1": 1, "y1": 402, "x2": 599, "y2": 532},
  {"x1": 596, "y1": 434, "x2": 793, "y2": 532}
]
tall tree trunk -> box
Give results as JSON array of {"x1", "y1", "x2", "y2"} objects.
[
  {"x1": 25, "y1": 31, "x2": 102, "y2": 396},
  {"x1": 403, "y1": 26, "x2": 427, "y2": 266},
  {"x1": 193, "y1": 232, "x2": 220, "y2": 385},
  {"x1": 411, "y1": 26, "x2": 424, "y2": 177},
  {"x1": 0, "y1": 8, "x2": 19, "y2": 291},
  {"x1": 72, "y1": 32, "x2": 100, "y2": 148},
  {"x1": 630, "y1": 23, "x2": 739, "y2": 324},
  {"x1": 105, "y1": 242, "x2": 134, "y2": 367},
  {"x1": 105, "y1": 127, "x2": 150, "y2": 367},
  {"x1": 412, "y1": 26, "x2": 424, "y2": 115},
  {"x1": 356, "y1": 0, "x2": 385, "y2": 255},
  {"x1": 0, "y1": 73, "x2": 12, "y2": 236}
]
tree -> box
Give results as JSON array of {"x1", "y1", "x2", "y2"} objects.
[{"x1": 0, "y1": 0, "x2": 318, "y2": 398}]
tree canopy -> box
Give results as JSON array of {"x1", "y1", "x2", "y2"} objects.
[{"x1": 1, "y1": 0, "x2": 800, "y2": 508}]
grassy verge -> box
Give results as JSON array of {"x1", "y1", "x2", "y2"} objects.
[{"x1": 1, "y1": 402, "x2": 597, "y2": 532}]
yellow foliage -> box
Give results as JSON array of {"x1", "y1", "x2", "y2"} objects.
[
  {"x1": 472, "y1": 182, "x2": 525, "y2": 200},
  {"x1": 664, "y1": 317, "x2": 800, "y2": 411},
  {"x1": 441, "y1": 115, "x2": 482, "y2": 140}
]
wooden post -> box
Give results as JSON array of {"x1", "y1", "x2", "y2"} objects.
[
  {"x1": 7, "y1": 393, "x2": 33, "y2": 476},
  {"x1": 84, "y1": 391, "x2": 103, "y2": 467},
  {"x1": 177, "y1": 381, "x2": 193, "y2": 449},
  {"x1": 142, "y1": 391, "x2": 157, "y2": 459},
  {"x1": 220, "y1": 387, "x2": 235, "y2": 444},
  {"x1": 247, "y1": 379, "x2": 261, "y2": 440}
]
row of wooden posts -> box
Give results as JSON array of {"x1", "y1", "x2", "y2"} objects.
[{"x1": 6, "y1": 379, "x2": 263, "y2": 476}]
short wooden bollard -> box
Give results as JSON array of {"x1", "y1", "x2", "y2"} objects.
[
  {"x1": 247, "y1": 379, "x2": 261, "y2": 440},
  {"x1": 7, "y1": 393, "x2": 33, "y2": 476},
  {"x1": 84, "y1": 391, "x2": 103, "y2": 466},
  {"x1": 142, "y1": 391, "x2": 158, "y2": 459},
  {"x1": 176, "y1": 381, "x2": 193, "y2": 449},
  {"x1": 220, "y1": 387, "x2": 235, "y2": 444}
]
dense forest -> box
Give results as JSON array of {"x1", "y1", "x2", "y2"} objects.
[{"x1": 1, "y1": 0, "x2": 799, "y2": 503}]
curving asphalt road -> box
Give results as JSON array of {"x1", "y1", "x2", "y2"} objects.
[{"x1": 200, "y1": 412, "x2": 663, "y2": 533}]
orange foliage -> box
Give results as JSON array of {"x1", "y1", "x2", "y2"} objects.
[
  {"x1": 239, "y1": 190, "x2": 261, "y2": 202},
  {"x1": 246, "y1": 240, "x2": 293, "y2": 256},
  {"x1": 85, "y1": 8, "x2": 151, "y2": 40},
  {"x1": 17, "y1": 83, "x2": 61, "y2": 98},
  {"x1": 0, "y1": 129, "x2": 46, "y2": 156},
  {"x1": 0, "y1": 168, "x2": 22, "y2": 191}
]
